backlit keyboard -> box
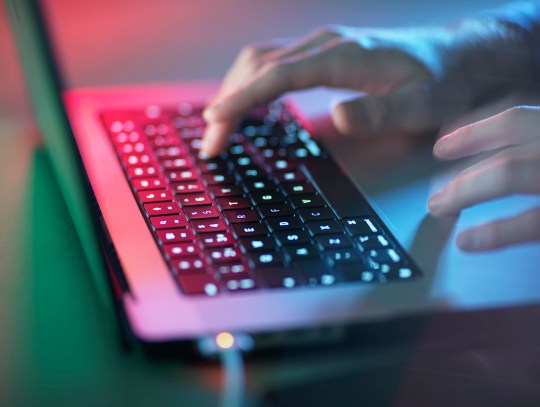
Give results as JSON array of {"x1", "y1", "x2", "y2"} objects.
[{"x1": 102, "y1": 102, "x2": 420, "y2": 297}]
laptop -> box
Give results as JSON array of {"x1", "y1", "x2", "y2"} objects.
[{"x1": 8, "y1": 0, "x2": 540, "y2": 355}]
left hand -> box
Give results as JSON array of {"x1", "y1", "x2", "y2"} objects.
[{"x1": 428, "y1": 106, "x2": 540, "y2": 251}]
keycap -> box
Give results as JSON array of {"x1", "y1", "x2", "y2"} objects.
[
  {"x1": 199, "y1": 232, "x2": 235, "y2": 248},
  {"x1": 230, "y1": 222, "x2": 269, "y2": 238},
  {"x1": 337, "y1": 264, "x2": 379, "y2": 283},
  {"x1": 325, "y1": 249, "x2": 364, "y2": 266},
  {"x1": 274, "y1": 169, "x2": 306, "y2": 183},
  {"x1": 154, "y1": 145, "x2": 185, "y2": 159},
  {"x1": 314, "y1": 234, "x2": 353, "y2": 250},
  {"x1": 250, "y1": 190, "x2": 286, "y2": 205},
  {"x1": 257, "y1": 203, "x2": 294, "y2": 218},
  {"x1": 176, "y1": 274, "x2": 219, "y2": 296},
  {"x1": 190, "y1": 219, "x2": 228, "y2": 233},
  {"x1": 242, "y1": 179, "x2": 275, "y2": 192},
  {"x1": 281, "y1": 245, "x2": 319, "y2": 263},
  {"x1": 280, "y1": 182, "x2": 316, "y2": 196},
  {"x1": 199, "y1": 160, "x2": 228, "y2": 174},
  {"x1": 174, "y1": 258, "x2": 208, "y2": 276},
  {"x1": 274, "y1": 230, "x2": 311, "y2": 246},
  {"x1": 167, "y1": 169, "x2": 199, "y2": 182},
  {"x1": 121, "y1": 153, "x2": 154, "y2": 167},
  {"x1": 223, "y1": 209, "x2": 260, "y2": 224},
  {"x1": 367, "y1": 248, "x2": 402, "y2": 264},
  {"x1": 144, "y1": 202, "x2": 180, "y2": 216},
  {"x1": 150, "y1": 215, "x2": 187, "y2": 230},
  {"x1": 207, "y1": 246, "x2": 243, "y2": 264},
  {"x1": 233, "y1": 155, "x2": 255, "y2": 168},
  {"x1": 238, "y1": 237, "x2": 276, "y2": 252},
  {"x1": 266, "y1": 216, "x2": 303, "y2": 232},
  {"x1": 223, "y1": 277, "x2": 259, "y2": 292},
  {"x1": 137, "y1": 189, "x2": 174, "y2": 203},
  {"x1": 128, "y1": 165, "x2": 159, "y2": 178},
  {"x1": 209, "y1": 185, "x2": 244, "y2": 198},
  {"x1": 161, "y1": 157, "x2": 193, "y2": 170},
  {"x1": 305, "y1": 220, "x2": 344, "y2": 236},
  {"x1": 183, "y1": 206, "x2": 220, "y2": 220},
  {"x1": 297, "y1": 207, "x2": 335, "y2": 222},
  {"x1": 266, "y1": 159, "x2": 297, "y2": 172},
  {"x1": 235, "y1": 166, "x2": 267, "y2": 179},
  {"x1": 171, "y1": 180, "x2": 205, "y2": 194},
  {"x1": 177, "y1": 193, "x2": 212, "y2": 207},
  {"x1": 294, "y1": 260, "x2": 337, "y2": 286},
  {"x1": 163, "y1": 242, "x2": 201, "y2": 258},
  {"x1": 342, "y1": 218, "x2": 379, "y2": 236},
  {"x1": 357, "y1": 234, "x2": 390, "y2": 251},
  {"x1": 258, "y1": 267, "x2": 302, "y2": 289},
  {"x1": 150, "y1": 134, "x2": 178, "y2": 149},
  {"x1": 381, "y1": 267, "x2": 416, "y2": 282},
  {"x1": 216, "y1": 197, "x2": 252, "y2": 210},
  {"x1": 289, "y1": 194, "x2": 326, "y2": 209},
  {"x1": 203, "y1": 173, "x2": 236, "y2": 186},
  {"x1": 248, "y1": 252, "x2": 284, "y2": 268},
  {"x1": 132, "y1": 177, "x2": 166, "y2": 191},
  {"x1": 215, "y1": 263, "x2": 251, "y2": 279},
  {"x1": 156, "y1": 229, "x2": 194, "y2": 244}
]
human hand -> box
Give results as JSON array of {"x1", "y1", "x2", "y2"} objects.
[
  {"x1": 201, "y1": 20, "x2": 532, "y2": 157},
  {"x1": 201, "y1": 25, "x2": 444, "y2": 157},
  {"x1": 428, "y1": 106, "x2": 540, "y2": 251}
]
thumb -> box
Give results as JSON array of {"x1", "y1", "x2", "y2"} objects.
[{"x1": 332, "y1": 82, "x2": 439, "y2": 137}]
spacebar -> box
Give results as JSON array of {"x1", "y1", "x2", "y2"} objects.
[{"x1": 301, "y1": 157, "x2": 370, "y2": 219}]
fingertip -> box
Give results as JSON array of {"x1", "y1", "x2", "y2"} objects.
[
  {"x1": 201, "y1": 122, "x2": 235, "y2": 158},
  {"x1": 433, "y1": 139, "x2": 447, "y2": 159},
  {"x1": 456, "y1": 230, "x2": 479, "y2": 251},
  {"x1": 427, "y1": 191, "x2": 446, "y2": 217},
  {"x1": 331, "y1": 102, "x2": 354, "y2": 136},
  {"x1": 331, "y1": 100, "x2": 374, "y2": 137}
]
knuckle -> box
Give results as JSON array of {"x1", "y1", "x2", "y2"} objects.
[
  {"x1": 310, "y1": 25, "x2": 341, "y2": 39},
  {"x1": 496, "y1": 154, "x2": 521, "y2": 191},
  {"x1": 505, "y1": 105, "x2": 528, "y2": 121},
  {"x1": 497, "y1": 150, "x2": 540, "y2": 194},
  {"x1": 239, "y1": 44, "x2": 263, "y2": 61}
]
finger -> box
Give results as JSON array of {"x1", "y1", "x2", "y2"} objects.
[
  {"x1": 209, "y1": 28, "x2": 339, "y2": 110},
  {"x1": 204, "y1": 41, "x2": 356, "y2": 124},
  {"x1": 428, "y1": 142, "x2": 540, "y2": 216},
  {"x1": 200, "y1": 121, "x2": 236, "y2": 158},
  {"x1": 211, "y1": 40, "x2": 285, "y2": 105},
  {"x1": 434, "y1": 106, "x2": 540, "y2": 160},
  {"x1": 331, "y1": 81, "x2": 436, "y2": 136},
  {"x1": 457, "y1": 207, "x2": 540, "y2": 251}
]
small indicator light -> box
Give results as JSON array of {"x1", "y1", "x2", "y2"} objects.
[{"x1": 216, "y1": 332, "x2": 235, "y2": 350}]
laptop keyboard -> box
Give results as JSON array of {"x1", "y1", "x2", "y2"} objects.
[{"x1": 102, "y1": 102, "x2": 420, "y2": 297}]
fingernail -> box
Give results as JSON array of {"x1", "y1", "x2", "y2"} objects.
[
  {"x1": 203, "y1": 100, "x2": 223, "y2": 121},
  {"x1": 202, "y1": 107, "x2": 214, "y2": 121},
  {"x1": 433, "y1": 140, "x2": 447, "y2": 156},
  {"x1": 428, "y1": 191, "x2": 445, "y2": 216},
  {"x1": 457, "y1": 232, "x2": 479, "y2": 251}
]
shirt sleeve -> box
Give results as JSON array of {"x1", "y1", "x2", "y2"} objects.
[{"x1": 481, "y1": 1, "x2": 540, "y2": 78}]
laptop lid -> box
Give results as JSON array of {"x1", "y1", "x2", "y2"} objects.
[{"x1": 6, "y1": 0, "x2": 114, "y2": 314}]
